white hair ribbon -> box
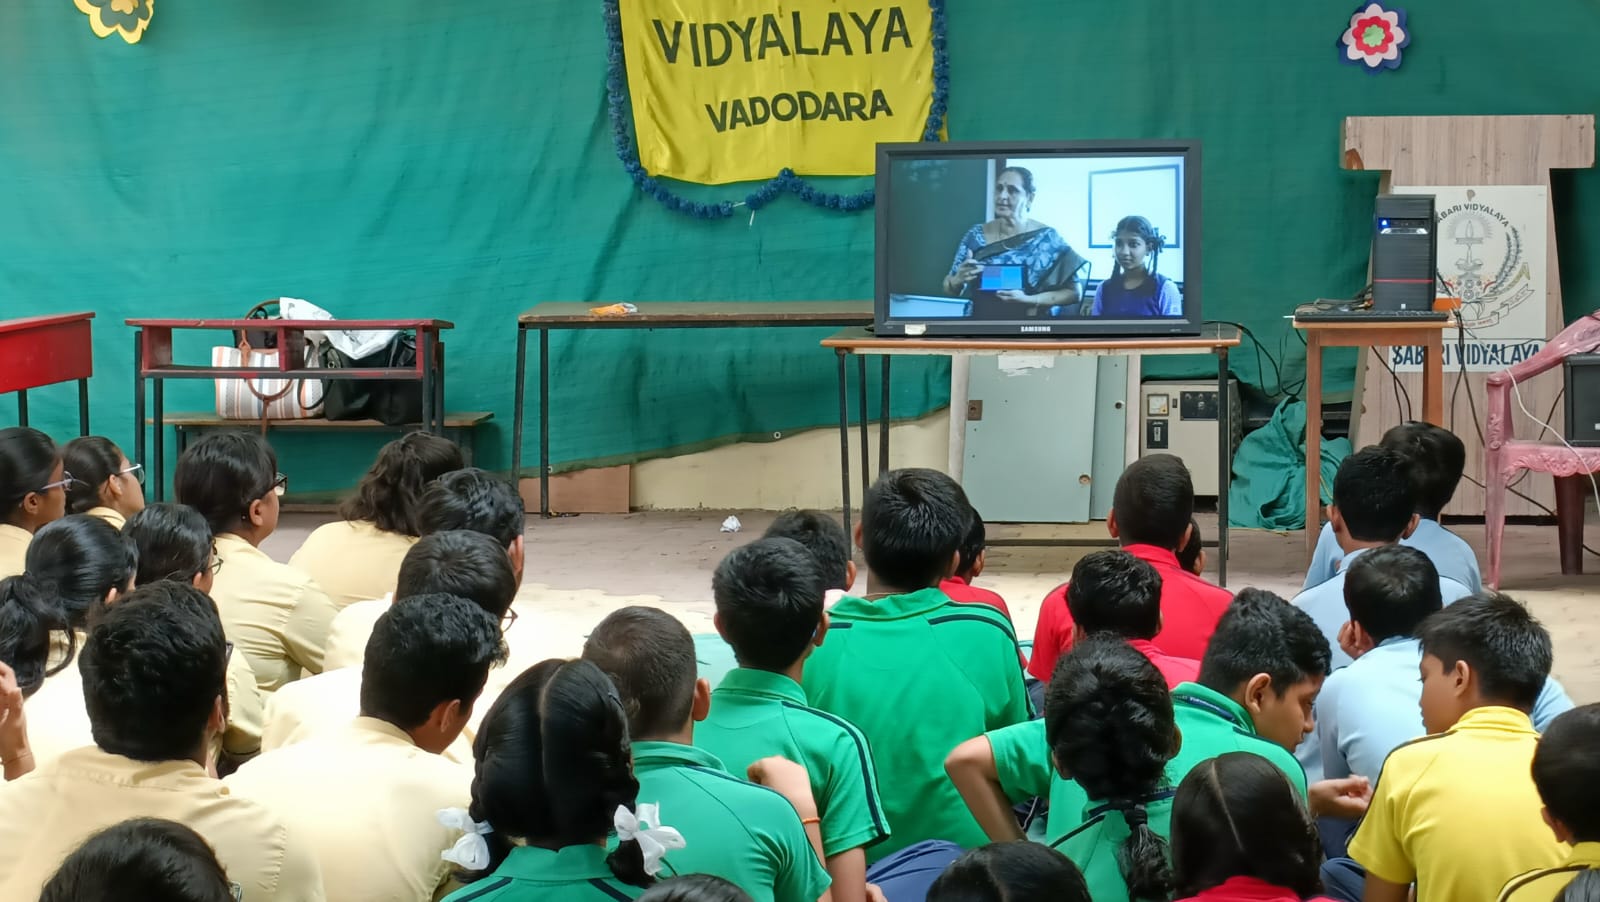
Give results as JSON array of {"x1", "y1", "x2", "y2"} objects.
[
  {"x1": 437, "y1": 807, "x2": 493, "y2": 870},
  {"x1": 614, "y1": 803, "x2": 686, "y2": 876}
]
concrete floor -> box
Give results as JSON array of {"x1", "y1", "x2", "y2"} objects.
[{"x1": 265, "y1": 510, "x2": 1600, "y2": 703}]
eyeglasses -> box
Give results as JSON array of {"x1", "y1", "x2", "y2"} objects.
[
  {"x1": 500, "y1": 607, "x2": 519, "y2": 634},
  {"x1": 224, "y1": 641, "x2": 235, "y2": 665},
  {"x1": 37, "y1": 471, "x2": 86, "y2": 493},
  {"x1": 117, "y1": 463, "x2": 146, "y2": 486},
  {"x1": 270, "y1": 473, "x2": 288, "y2": 497}
]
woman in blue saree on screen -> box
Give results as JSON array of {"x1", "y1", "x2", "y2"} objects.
[
  {"x1": 1091, "y1": 215, "x2": 1183, "y2": 317},
  {"x1": 942, "y1": 166, "x2": 1086, "y2": 318}
]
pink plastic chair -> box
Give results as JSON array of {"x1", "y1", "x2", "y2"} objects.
[{"x1": 1485, "y1": 314, "x2": 1600, "y2": 588}]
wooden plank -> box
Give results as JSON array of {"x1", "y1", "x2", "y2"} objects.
[
  {"x1": 0, "y1": 312, "x2": 94, "y2": 335},
  {"x1": 519, "y1": 466, "x2": 631, "y2": 514},
  {"x1": 125, "y1": 318, "x2": 453, "y2": 329},
  {"x1": 1341, "y1": 115, "x2": 1595, "y2": 518},
  {"x1": 0, "y1": 316, "x2": 94, "y2": 393},
  {"x1": 517, "y1": 301, "x2": 873, "y2": 326}
]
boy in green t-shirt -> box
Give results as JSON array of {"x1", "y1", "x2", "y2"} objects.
[
  {"x1": 695, "y1": 537, "x2": 891, "y2": 902},
  {"x1": 802, "y1": 468, "x2": 1031, "y2": 860},
  {"x1": 583, "y1": 606, "x2": 832, "y2": 902}
]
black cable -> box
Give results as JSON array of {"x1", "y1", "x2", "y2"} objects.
[
  {"x1": 1205, "y1": 320, "x2": 1288, "y2": 398},
  {"x1": 1369, "y1": 346, "x2": 1413, "y2": 422}
]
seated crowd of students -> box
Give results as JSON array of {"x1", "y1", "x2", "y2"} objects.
[{"x1": 0, "y1": 419, "x2": 1593, "y2": 902}]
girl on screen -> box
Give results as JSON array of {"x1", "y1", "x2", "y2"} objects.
[{"x1": 1091, "y1": 215, "x2": 1183, "y2": 317}]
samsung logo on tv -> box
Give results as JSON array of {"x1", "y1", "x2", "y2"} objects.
[{"x1": 1018, "y1": 325, "x2": 1052, "y2": 333}]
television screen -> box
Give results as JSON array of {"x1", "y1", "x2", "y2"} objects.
[{"x1": 874, "y1": 140, "x2": 1202, "y2": 337}]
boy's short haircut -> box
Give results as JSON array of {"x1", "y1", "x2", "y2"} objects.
[
  {"x1": 1065, "y1": 550, "x2": 1163, "y2": 640},
  {"x1": 1331, "y1": 447, "x2": 1415, "y2": 543},
  {"x1": 1176, "y1": 519, "x2": 1203, "y2": 574},
  {"x1": 859, "y1": 468, "x2": 970, "y2": 591},
  {"x1": 1198, "y1": 588, "x2": 1331, "y2": 697},
  {"x1": 1380, "y1": 421, "x2": 1467, "y2": 520},
  {"x1": 1343, "y1": 545, "x2": 1443, "y2": 642},
  {"x1": 762, "y1": 511, "x2": 852, "y2": 591},
  {"x1": 957, "y1": 508, "x2": 985, "y2": 578},
  {"x1": 582, "y1": 606, "x2": 699, "y2": 740},
  {"x1": 1112, "y1": 454, "x2": 1195, "y2": 550},
  {"x1": 713, "y1": 538, "x2": 825, "y2": 673},
  {"x1": 396, "y1": 530, "x2": 519, "y2": 620},
  {"x1": 416, "y1": 468, "x2": 525, "y2": 548},
  {"x1": 1531, "y1": 704, "x2": 1600, "y2": 843},
  {"x1": 1416, "y1": 592, "x2": 1552, "y2": 712},
  {"x1": 360, "y1": 593, "x2": 507, "y2": 730}
]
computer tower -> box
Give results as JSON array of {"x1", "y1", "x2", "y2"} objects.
[
  {"x1": 1372, "y1": 194, "x2": 1437, "y2": 311},
  {"x1": 1565, "y1": 354, "x2": 1600, "y2": 447},
  {"x1": 1138, "y1": 379, "x2": 1241, "y2": 496}
]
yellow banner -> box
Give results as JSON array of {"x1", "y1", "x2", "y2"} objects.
[{"x1": 617, "y1": 0, "x2": 936, "y2": 185}]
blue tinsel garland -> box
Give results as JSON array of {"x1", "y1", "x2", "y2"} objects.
[{"x1": 602, "y1": 0, "x2": 949, "y2": 219}]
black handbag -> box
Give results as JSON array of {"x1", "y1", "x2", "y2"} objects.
[{"x1": 319, "y1": 333, "x2": 423, "y2": 425}]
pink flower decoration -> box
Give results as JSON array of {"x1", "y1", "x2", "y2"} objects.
[{"x1": 1340, "y1": 3, "x2": 1409, "y2": 72}]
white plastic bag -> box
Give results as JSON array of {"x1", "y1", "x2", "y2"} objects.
[{"x1": 278, "y1": 297, "x2": 397, "y2": 360}]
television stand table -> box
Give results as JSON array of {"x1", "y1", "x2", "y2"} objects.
[{"x1": 822, "y1": 324, "x2": 1243, "y2": 585}]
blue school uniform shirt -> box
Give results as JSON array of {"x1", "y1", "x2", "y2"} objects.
[
  {"x1": 1302, "y1": 519, "x2": 1482, "y2": 594},
  {"x1": 1296, "y1": 636, "x2": 1574, "y2": 784},
  {"x1": 1291, "y1": 546, "x2": 1473, "y2": 672},
  {"x1": 1090, "y1": 273, "x2": 1181, "y2": 317}
]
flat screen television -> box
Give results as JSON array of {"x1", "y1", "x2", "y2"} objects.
[{"x1": 874, "y1": 139, "x2": 1202, "y2": 337}]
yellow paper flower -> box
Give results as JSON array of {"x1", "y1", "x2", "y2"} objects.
[{"x1": 75, "y1": 0, "x2": 153, "y2": 44}]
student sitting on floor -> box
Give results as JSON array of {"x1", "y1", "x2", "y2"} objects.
[
  {"x1": 261, "y1": 529, "x2": 516, "y2": 764},
  {"x1": 322, "y1": 467, "x2": 526, "y2": 669},
  {"x1": 1499, "y1": 704, "x2": 1600, "y2": 901},
  {"x1": 228, "y1": 594, "x2": 504, "y2": 902},
  {"x1": 801, "y1": 469, "x2": 1030, "y2": 860},
  {"x1": 937, "y1": 507, "x2": 1013, "y2": 620},
  {"x1": 61, "y1": 436, "x2": 145, "y2": 530},
  {"x1": 288, "y1": 432, "x2": 465, "y2": 608},
  {"x1": 174, "y1": 432, "x2": 339, "y2": 692},
  {"x1": 0, "y1": 582, "x2": 324, "y2": 901},
  {"x1": 1338, "y1": 593, "x2": 1566, "y2": 902},
  {"x1": 1030, "y1": 454, "x2": 1231, "y2": 683},
  {"x1": 1305, "y1": 545, "x2": 1571, "y2": 791},
  {"x1": 1044, "y1": 636, "x2": 1179, "y2": 902},
  {"x1": 764, "y1": 510, "x2": 857, "y2": 599},
  {"x1": 926, "y1": 842, "x2": 1090, "y2": 902},
  {"x1": 123, "y1": 503, "x2": 268, "y2": 765},
  {"x1": 1303, "y1": 421, "x2": 1481, "y2": 593},
  {"x1": 695, "y1": 538, "x2": 890, "y2": 902},
  {"x1": 439, "y1": 659, "x2": 665, "y2": 902},
  {"x1": 1291, "y1": 446, "x2": 1471, "y2": 671},
  {"x1": 584, "y1": 606, "x2": 833, "y2": 902},
  {"x1": 0, "y1": 427, "x2": 68, "y2": 579},
  {"x1": 40, "y1": 818, "x2": 235, "y2": 902},
  {"x1": 1170, "y1": 752, "x2": 1334, "y2": 902}
]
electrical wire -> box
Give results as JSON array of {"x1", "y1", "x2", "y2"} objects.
[
  {"x1": 1369, "y1": 346, "x2": 1414, "y2": 422},
  {"x1": 1205, "y1": 320, "x2": 1289, "y2": 398}
]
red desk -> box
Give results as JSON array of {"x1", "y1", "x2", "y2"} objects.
[
  {"x1": 0, "y1": 313, "x2": 95, "y2": 435},
  {"x1": 127, "y1": 318, "x2": 452, "y2": 500}
]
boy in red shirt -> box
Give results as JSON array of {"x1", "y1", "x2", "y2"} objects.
[
  {"x1": 1029, "y1": 455, "x2": 1231, "y2": 683},
  {"x1": 938, "y1": 508, "x2": 1012, "y2": 621}
]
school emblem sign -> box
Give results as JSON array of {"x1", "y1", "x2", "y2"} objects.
[
  {"x1": 614, "y1": 0, "x2": 939, "y2": 185},
  {"x1": 1389, "y1": 186, "x2": 1548, "y2": 373}
]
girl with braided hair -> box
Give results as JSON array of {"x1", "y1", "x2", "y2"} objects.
[
  {"x1": 1091, "y1": 215, "x2": 1182, "y2": 318},
  {"x1": 1045, "y1": 635, "x2": 1181, "y2": 901}
]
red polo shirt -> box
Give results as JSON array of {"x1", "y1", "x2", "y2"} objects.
[
  {"x1": 1128, "y1": 638, "x2": 1200, "y2": 689},
  {"x1": 937, "y1": 576, "x2": 1013, "y2": 620},
  {"x1": 1175, "y1": 876, "x2": 1337, "y2": 902},
  {"x1": 1027, "y1": 543, "x2": 1232, "y2": 683}
]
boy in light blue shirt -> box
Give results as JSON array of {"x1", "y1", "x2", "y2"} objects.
[
  {"x1": 1292, "y1": 446, "x2": 1471, "y2": 674},
  {"x1": 1303, "y1": 422, "x2": 1481, "y2": 593}
]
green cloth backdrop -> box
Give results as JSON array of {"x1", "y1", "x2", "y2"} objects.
[{"x1": 3, "y1": 0, "x2": 1599, "y2": 497}]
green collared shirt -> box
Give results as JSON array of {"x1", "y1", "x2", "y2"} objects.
[
  {"x1": 1169, "y1": 682, "x2": 1308, "y2": 795},
  {"x1": 440, "y1": 844, "x2": 647, "y2": 902},
  {"x1": 632, "y1": 741, "x2": 831, "y2": 902},
  {"x1": 1050, "y1": 788, "x2": 1178, "y2": 902},
  {"x1": 696, "y1": 668, "x2": 890, "y2": 857},
  {"x1": 984, "y1": 718, "x2": 1089, "y2": 845},
  {"x1": 802, "y1": 588, "x2": 1031, "y2": 861}
]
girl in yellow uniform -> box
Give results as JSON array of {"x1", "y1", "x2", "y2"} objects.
[
  {"x1": 0, "y1": 427, "x2": 68, "y2": 579},
  {"x1": 62, "y1": 437, "x2": 146, "y2": 531}
]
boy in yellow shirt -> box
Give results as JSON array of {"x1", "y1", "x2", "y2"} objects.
[
  {"x1": 1499, "y1": 704, "x2": 1600, "y2": 901},
  {"x1": 1345, "y1": 592, "x2": 1565, "y2": 902}
]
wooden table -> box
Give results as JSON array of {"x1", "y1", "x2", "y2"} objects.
[
  {"x1": 0, "y1": 313, "x2": 95, "y2": 435},
  {"x1": 1295, "y1": 316, "x2": 1450, "y2": 558},
  {"x1": 127, "y1": 318, "x2": 453, "y2": 500},
  {"x1": 511, "y1": 302, "x2": 873, "y2": 517},
  {"x1": 823, "y1": 324, "x2": 1243, "y2": 584}
]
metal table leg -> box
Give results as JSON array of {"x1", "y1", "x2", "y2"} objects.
[
  {"x1": 539, "y1": 327, "x2": 551, "y2": 519},
  {"x1": 419, "y1": 330, "x2": 436, "y2": 435},
  {"x1": 837, "y1": 350, "x2": 853, "y2": 539},
  {"x1": 879, "y1": 357, "x2": 891, "y2": 476},
  {"x1": 1217, "y1": 347, "x2": 1231, "y2": 586},
  {"x1": 133, "y1": 331, "x2": 145, "y2": 473},
  {"x1": 152, "y1": 377, "x2": 165, "y2": 502},
  {"x1": 511, "y1": 325, "x2": 528, "y2": 494},
  {"x1": 16, "y1": 391, "x2": 27, "y2": 428},
  {"x1": 77, "y1": 379, "x2": 90, "y2": 436},
  {"x1": 857, "y1": 355, "x2": 869, "y2": 503}
]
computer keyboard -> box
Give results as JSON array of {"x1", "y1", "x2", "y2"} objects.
[{"x1": 1294, "y1": 306, "x2": 1450, "y2": 323}]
